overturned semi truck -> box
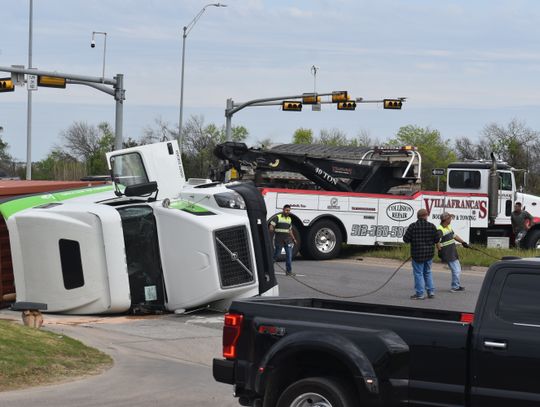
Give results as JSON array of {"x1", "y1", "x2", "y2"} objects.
[{"x1": 1, "y1": 141, "x2": 277, "y2": 314}]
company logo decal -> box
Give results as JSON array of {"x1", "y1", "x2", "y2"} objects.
[
  {"x1": 386, "y1": 202, "x2": 414, "y2": 221},
  {"x1": 327, "y1": 197, "x2": 340, "y2": 210}
]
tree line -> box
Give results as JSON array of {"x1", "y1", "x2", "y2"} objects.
[{"x1": 0, "y1": 117, "x2": 538, "y2": 195}]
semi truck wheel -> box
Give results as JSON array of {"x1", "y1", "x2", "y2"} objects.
[
  {"x1": 306, "y1": 220, "x2": 342, "y2": 260},
  {"x1": 276, "y1": 377, "x2": 356, "y2": 407},
  {"x1": 524, "y1": 229, "x2": 540, "y2": 250}
]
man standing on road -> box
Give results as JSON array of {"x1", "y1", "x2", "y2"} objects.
[
  {"x1": 403, "y1": 208, "x2": 440, "y2": 300},
  {"x1": 269, "y1": 204, "x2": 297, "y2": 276},
  {"x1": 436, "y1": 212, "x2": 469, "y2": 293},
  {"x1": 511, "y1": 202, "x2": 534, "y2": 248}
]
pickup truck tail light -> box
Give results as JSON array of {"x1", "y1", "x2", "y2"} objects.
[
  {"x1": 460, "y1": 313, "x2": 474, "y2": 323},
  {"x1": 223, "y1": 313, "x2": 244, "y2": 359}
]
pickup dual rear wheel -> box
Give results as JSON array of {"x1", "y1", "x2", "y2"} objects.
[{"x1": 276, "y1": 377, "x2": 356, "y2": 407}]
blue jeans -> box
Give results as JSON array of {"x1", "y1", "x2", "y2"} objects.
[
  {"x1": 447, "y1": 259, "x2": 462, "y2": 289},
  {"x1": 412, "y1": 259, "x2": 435, "y2": 296},
  {"x1": 274, "y1": 242, "x2": 293, "y2": 273}
]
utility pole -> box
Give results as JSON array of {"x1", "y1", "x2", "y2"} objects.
[{"x1": 26, "y1": 0, "x2": 33, "y2": 180}]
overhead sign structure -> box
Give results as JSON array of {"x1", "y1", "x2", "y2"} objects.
[{"x1": 432, "y1": 168, "x2": 445, "y2": 176}]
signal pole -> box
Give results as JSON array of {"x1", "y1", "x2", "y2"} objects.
[{"x1": 26, "y1": 0, "x2": 33, "y2": 180}]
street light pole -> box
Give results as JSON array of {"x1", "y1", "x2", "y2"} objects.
[
  {"x1": 26, "y1": 0, "x2": 33, "y2": 180},
  {"x1": 178, "y1": 3, "x2": 227, "y2": 150}
]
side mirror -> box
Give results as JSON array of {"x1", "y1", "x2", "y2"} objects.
[{"x1": 124, "y1": 181, "x2": 158, "y2": 197}]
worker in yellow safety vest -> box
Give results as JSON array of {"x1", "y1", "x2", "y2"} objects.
[
  {"x1": 436, "y1": 212, "x2": 470, "y2": 292},
  {"x1": 269, "y1": 204, "x2": 297, "y2": 276}
]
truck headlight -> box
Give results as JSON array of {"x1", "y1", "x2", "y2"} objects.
[{"x1": 214, "y1": 192, "x2": 246, "y2": 210}]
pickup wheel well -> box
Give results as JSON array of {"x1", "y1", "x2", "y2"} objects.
[{"x1": 263, "y1": 351, "x2": 361, "y2": 407}]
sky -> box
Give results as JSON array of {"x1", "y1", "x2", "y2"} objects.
[{"x1": 1, "y1": 0, "x2": 540, "y2": 161}]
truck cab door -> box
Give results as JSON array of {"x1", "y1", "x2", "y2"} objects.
[
  {"x1": 107, "y1": 140, "x2": 186, "y2": 199},
  {"x1": 471, "y1": 266, "x2": 540, "y2": 406},
  {"x1": 494, "y1": 171, "x2": 514, "y2": 225}
]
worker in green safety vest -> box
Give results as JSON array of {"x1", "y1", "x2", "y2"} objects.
[
  {"x1": 269, "y1": 204, "x2": 298, "y2": 276},
  {"x1": 436, "y1": 212, "x2": 470, "y2": 292}
]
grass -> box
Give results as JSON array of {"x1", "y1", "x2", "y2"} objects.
[
  {"x1": 0, "y1": 320, "x2": 112, "y2": 391},
  {"x1": 343, "y1": 244, "x2": 539, "y2": 267}
]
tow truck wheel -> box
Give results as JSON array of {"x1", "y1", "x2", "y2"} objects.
[
  {"x1": 276, "y1": 377, "x2": 356, "y2": 407},
  {"x1": 524, "y1": 229, "x2": 540, "y2": 250},
  {"x1": 306, "y1": 220, "x2": 342, "y2": 260}
]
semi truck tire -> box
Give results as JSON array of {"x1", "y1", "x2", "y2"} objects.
[
  {"x1": 276, "y1": 377, "x2": 356, "y2": 407},
  {"x1": 305, "y1": 219, "x2": 342, "y2": 260},
  {"x1": 525, "y1": 229, "x2": 540, "y2": 250}
]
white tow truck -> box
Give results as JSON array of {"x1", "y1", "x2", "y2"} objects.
[
  {"x1": 1, "y1": 140, "x2": 277, "y2": 314},
  {"x1": 214, "y1": 142, "x2": 540, "y2": 259}
]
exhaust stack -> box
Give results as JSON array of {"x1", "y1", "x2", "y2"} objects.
[{"x1": 488, "y1": 153, "x2": 499, "y2": 224}]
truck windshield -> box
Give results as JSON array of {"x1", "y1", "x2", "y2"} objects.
[{"x1": 110, "y1": 153, "x2": 149, "y2": 187}]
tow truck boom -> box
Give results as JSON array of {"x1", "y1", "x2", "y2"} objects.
[{"x1": 214, "y1": 142, "x2": 421, "y2": 193}]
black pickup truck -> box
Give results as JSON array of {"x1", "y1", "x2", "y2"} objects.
[{"x1": 213, "y1": 258, "x2": 540, "y2": 407}]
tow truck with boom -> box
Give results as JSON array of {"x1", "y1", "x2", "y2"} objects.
[
  {"x1": 2, "y1": 140, "x2": 277, "y2": 314},
  {"x1": 213, "y1": 142, "x2": 540, "y2": 260}
]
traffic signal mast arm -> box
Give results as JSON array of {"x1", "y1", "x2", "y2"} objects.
[{"x1": 214, "y1": 142, "x2": 420, "y2": 193}]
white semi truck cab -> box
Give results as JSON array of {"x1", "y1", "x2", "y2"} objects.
[
  {"x1": 2, "y1": 140, "x2": 277, "y2": 314},
  {"x1": 447, "y1": 159, "x2": 540, "y2": 248}
]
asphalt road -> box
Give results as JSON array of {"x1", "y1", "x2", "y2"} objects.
[
  {"x1": 276, "y1": 257, "x2": 486, "y2": 312},
  {"x1": 0, "y1": 257, "x2": 487, "y2": 405}
]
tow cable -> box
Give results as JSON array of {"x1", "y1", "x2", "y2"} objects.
[
  {"x1": 274, "y1": 256, "x2": 411, "y2": 299},
  {"x1": 467, "y1": 245, "x2": 503, "y2": 261},
  {"x1": 274, "y1": 244, "x2": 509, "y2": 299}
]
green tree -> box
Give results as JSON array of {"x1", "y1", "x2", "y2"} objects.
[
  {"x1": 388, "y1": 125, "x2": 456, "y2": 190},
  {"x1": 317, "y1": 128, "x2": 350, "y2": 146},
  {"x1": 292, "y1": 128, "x2": 313, "y2": 144},
  {"x1": 32, "y1": 150, "x2": 85, "y2": 180},
  {"x1": 0, "y1": 135, "x2": 14, "y2": 177},
  {"x1": 455, "y1": 119, "x2": 540, "y2": 193},
  {"x1": 180, "y1": 115, "x2": 249, "y2": 178},
  {"x1": 58, "y1": 121, "x2": 116, "y2": 175}
]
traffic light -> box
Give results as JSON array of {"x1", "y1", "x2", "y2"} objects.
[
  {"x1": 302, "y1": 93, "x2": 320, "y2": 104},
  {"x1": 282, "y1": 101, "x2": 302, "y2": 111},
  {"x1": 0, "y1": 78, "x2": 14, "y2": 93},
  {"x1": 337, "y1": 101, "x2": 356, "y2": 111},
  {"x1": 38, "y1": 75, "x2": 66, "y2": 88},
  {"x1": 383, "y1": 99, "x2": 402, "y2": 110},
  {"x1": 331, "y1": 91, "x2": 348, "y2": 103}
]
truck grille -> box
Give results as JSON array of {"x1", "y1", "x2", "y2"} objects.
[{"x1": 215, "y1": 226, "x2": 254, "y2": 287}]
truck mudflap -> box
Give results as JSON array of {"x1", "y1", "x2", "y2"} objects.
[
  {"x1": 227, "y1": 183, "x2": 277, "y2": 295},
  {"x1": 254, "y1": 330, "x2": 408, "y2": 396}
]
